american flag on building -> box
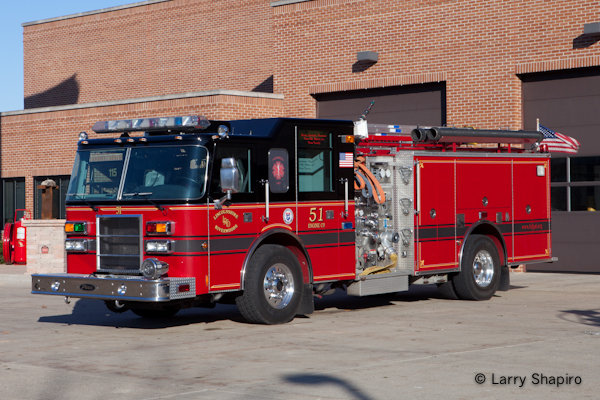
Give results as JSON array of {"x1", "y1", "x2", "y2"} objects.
[
  {"x1": 339, "y1": 152, "x2": 354, "y2": 168},
  {"x1": 538, "y1": 124, "x2": 580, "y2": 154}
]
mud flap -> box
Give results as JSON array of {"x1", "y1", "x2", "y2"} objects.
[
  {"x1": 498, "y1": 265, "x2": 510, "y2": 291},
  {"x1": 297, "y1": 283, "x2": 314, "y2": 315}
]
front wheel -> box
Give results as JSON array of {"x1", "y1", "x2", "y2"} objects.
[
  {"x1": 105, "y1": 300, "x2": 130, "y2": 314},
  {"x1": 236, "y1": 244, "x2": 303, "y2": 324},
  {"x1": 453, "y1": 235, "x2": 501, "y2": 300}
]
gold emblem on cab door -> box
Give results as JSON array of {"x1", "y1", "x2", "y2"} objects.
[{"x1": 214, "y1": 210, "x2": 239, "y2": 233}]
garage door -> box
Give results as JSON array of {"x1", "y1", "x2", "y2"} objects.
[
  {"x1": 521, "y1": 66, "x2": 600, "y2": 273},
  {"x1": 315, "y1": 82, "x2": 446, "y2": 126}
]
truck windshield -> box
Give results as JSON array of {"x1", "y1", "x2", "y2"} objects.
[{"x1": 66, "y1": 145, "x2": 209, "y2": 202}]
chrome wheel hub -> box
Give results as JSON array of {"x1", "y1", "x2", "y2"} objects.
[
  {"x1": 472, "y1": 250, "x2": 494, "y2": 288},
  {"x1": 263, "y1": 263, "x2": 295, "y2": 309}
]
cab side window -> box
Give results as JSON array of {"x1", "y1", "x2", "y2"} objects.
[{"x1": 297, "y1": 129, "x2": 332, "y2": 193}]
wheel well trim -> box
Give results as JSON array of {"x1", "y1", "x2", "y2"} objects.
[
  {"x1": 240, "y1": 229, "x2": 313, "y2": 290},
  {"x1": 458, "y1": 221, "x2": 507, "y2": 270}
]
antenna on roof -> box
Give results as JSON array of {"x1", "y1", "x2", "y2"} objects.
[{"x1": 359, "y1": 100, "x2": 375, "y2": 121}]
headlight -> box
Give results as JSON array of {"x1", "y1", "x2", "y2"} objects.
[
  {"x1": 145, "y1": 240, "x2": 172, "y2": 254},
  {"x1": 65, "y1": 239, "x2": 88, "y2": 252},
  {"x1": 142, "y1": 258, "x2": 169, "y2": 280}
]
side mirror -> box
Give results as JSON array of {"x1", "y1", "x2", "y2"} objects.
[
  {"x1": 220, "y1": 157, "x2": 240, "y2": 194},
  {"x1": 214, "y1": 157, "x2": 239, "y2": 210}
]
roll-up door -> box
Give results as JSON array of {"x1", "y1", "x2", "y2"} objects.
[
  {"x1": 521, "y1": 67, "x2": 600, "y2": 273},
  {"x1": 315, "y1": 82, "x2": 446, "y2": 126}
]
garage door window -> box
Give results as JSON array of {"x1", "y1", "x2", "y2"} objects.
[{"x1": 551, "y1": 156, "x2": 600, "y2": 211}]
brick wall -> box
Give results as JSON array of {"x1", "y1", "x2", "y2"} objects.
[
  {"x1": 0, "y1": 92, "x2": 283, "y2": 212},
  {"x1": 23, "y1": 0, "x2": 274, "y2": 108},
  {"x1": 22, "y1": 0, "x2": 600, "y2": 129},
  {"x1": 272, "y1": 0, "x2": 600, "y2": 128}
]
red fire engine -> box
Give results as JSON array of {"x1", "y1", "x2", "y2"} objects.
[{"x1": 31, "y1": 115, "x2": 553, "y2": 324}]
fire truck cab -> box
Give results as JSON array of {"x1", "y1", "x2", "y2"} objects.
[{"x1": 31, "y1": 115, "x2": 553, "y2": 324}]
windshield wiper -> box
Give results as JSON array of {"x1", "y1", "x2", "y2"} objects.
[
  {"x1": 72, "y1": 193, "x2": 99, "y2": 212},
  {"x1": 122, "y1": 192, "x2": 165, "y2": 212}
]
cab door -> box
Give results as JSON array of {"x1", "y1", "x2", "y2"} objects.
[
  {"x1": 294, "y1": 124, "x2": 355, "y2": 282},
  {"x1": 208, "y1": 143, "x2": 258, "y2": 292}
]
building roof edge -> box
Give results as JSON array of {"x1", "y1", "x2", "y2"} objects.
[
  {"x1": 22, "y1": 0, "x2": 172, "y2": 27},
  {"x1": 0, "y1": 90, "x2": 284, "y2": 117},
  {"x1": 270, "y1": 0, "x2": 312, "y2": 7}
]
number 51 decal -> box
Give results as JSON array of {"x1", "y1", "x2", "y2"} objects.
[
  {"x1": 309, "y1": 207, "x2": 323, "y2": 222},
  {"x1": 308, "y1": 207, "x2": 325, "y2": 228}
]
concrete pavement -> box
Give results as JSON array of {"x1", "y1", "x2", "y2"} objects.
[
  {"x1": 0, "y1": 264, "x2": 29, "y2": 282},
  {"x1": 1, "y1": 269, "x2": 599, "y2": 399}
]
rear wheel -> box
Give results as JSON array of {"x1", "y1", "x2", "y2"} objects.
[
  {"x1": 3, "y1": 223, "x2": 14, "y2": 265},
  {"x1": 236, "y1": 244, "x2": 303, "y2": 324},
  {"x1": 437, "y1": 279, "x2": 459, "y2": 300},
  {"x1": 453, "y1": 235, "x2": 500, "y2": 300}
]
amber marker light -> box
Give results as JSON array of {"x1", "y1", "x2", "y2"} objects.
[
  {"x1": 65, "y1": 222, "x2": 86, "y2": 235},
  {"x1": 146, "y1": 221, "x2": 172, "y2": 235},
  {"x1": 157, "y1": 223, "x2": 168, "y2": 233}
]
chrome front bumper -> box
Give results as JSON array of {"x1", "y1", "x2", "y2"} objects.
[{"x1": 31, "y1": 274, "x2": 196, "y2": 302}]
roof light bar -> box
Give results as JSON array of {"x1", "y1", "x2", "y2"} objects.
[{"x1": 92, "y1": 115, "x2": 210, "y2": 134}]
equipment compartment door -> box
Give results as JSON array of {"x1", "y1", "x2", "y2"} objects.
[
  {"x1": 416, "y1": 158, "x2": 457, "y2": 272},
  {"x1": 512, "y1": 160, "x2": 551, "y2": 263}
]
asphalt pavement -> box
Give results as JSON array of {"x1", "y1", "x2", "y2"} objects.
[{"x1": 1, "y1": 267, "x2": 599, "y2": 400}]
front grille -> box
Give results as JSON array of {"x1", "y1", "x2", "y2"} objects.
[
  {"x1": 97, "y1": 216, "x2": 142, "y2": 274},
  {"x1": 99, "y1": 217, "x2": 140, "y2": 236},
  {"x1": 99, "y1": 236, "x2": 140, "y2": 255}
]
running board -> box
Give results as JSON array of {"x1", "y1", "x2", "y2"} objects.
[
  {"x1": 507, "y1": 257, "x2": 557, "y2": 267},
  {"x1": 347, "y1": 273, "x2": 409, "y2": 296}
]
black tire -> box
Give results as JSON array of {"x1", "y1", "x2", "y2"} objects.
[
  {"x1": 130, "y1": 307, "x2": 179, "y2": 318},
  {"x1": 236, "y1": 244, "x2": 303, "y2": 324},
  {"x1": 104, "y1": 300, "x2": 130, "y2": 314},
  {"x1": 437, "y1": 279, "x2": 460, "y2": 300},
  {"x1": 453, "y1": 235, "x2": 501, "y2": 301}
]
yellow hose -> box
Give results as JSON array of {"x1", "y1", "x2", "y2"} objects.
[{"x1": 359, "y1": 254, "x2": 398, "y2": 276}]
